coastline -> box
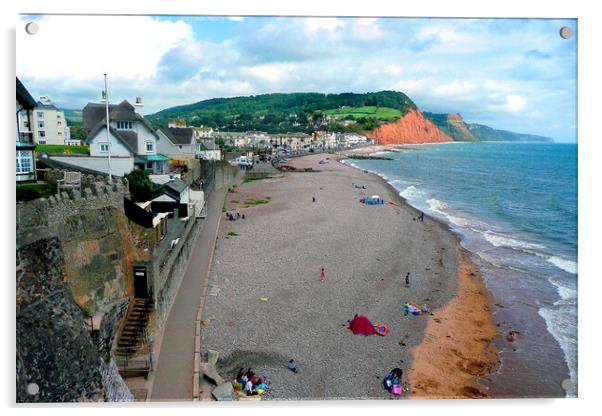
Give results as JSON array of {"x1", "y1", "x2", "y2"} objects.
[
  {"x1": 337, "y1": 153, "x2": 501, "y2": 398},
  {"x1": 199, "y1": 153, "x2": 500, "y2": 399}
]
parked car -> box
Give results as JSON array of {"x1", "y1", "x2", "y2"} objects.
[{"x1": 236, "y1": 156, "x2": 254, "y2": 167}]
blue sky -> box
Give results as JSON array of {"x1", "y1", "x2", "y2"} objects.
[{"x1": 17, "y1": 15, "x2": 577, "y2": 141}]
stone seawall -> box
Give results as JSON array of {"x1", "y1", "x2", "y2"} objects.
[{"x1": 16, "y1": 237, "x2": 107, "y2": 402}]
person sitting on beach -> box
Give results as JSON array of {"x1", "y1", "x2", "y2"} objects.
[
  {"x1": 246, "y1": 369, "x2": 257, "y2": 385},
  {"x1": 287, "y1": 359, "x2": 298, "y2": 373},
  {"x1": 254, "y1": 378, "x2": 269, "y2": 394},
  {"x1": 245, "y1": 379, "x2": 254, "y2": 395},
  {"x1": 236, "y1": 368, "x2": 245, "y2": 383}
]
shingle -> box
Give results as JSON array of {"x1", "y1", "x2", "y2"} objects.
[{"x1": 159, "y1": 127, "x2": 194, "y2": 145}]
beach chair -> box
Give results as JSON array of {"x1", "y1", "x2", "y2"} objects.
[{"x1": 56, "y1": 171, "x2": 82, "y2": 193}]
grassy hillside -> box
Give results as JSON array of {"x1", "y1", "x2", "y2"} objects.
[
  {"x1": 467, "y1": 124, "x2": 553, "y2": 142},
  {"x1": 147, "y1": 91, "x2": 416, "y2": 134},
  {"x1": 62, "y1": 109, "x2": 83, "y2": 126},
  {"x1": 424, "y1": 112, "x2": 553, "y2": 143}
]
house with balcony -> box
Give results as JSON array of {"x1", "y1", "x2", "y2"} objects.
[
  {"x1": 16, "y1": 78, "x2": 37, "y2": 183},
  {"x1": 83, "y1": 98, "x2": 170, "y2": 174}
]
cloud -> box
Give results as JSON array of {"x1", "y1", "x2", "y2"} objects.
[
  {"x1": 17, "y1": 15, "x2": 192, "y2": 80},
  {"x1": 525, "y1": 49, "x2": 551, "y2": 59},
  {"x1": 16, "y1": 16, "x2": 577, "y2": 141},
  {"x1": 303, "y1": 17, "x2": 345, "y2": 38},
  {"x1": 492, "y1": 94, "x2": 527, "y2": 113},
  {"x1": 433, "y1": 80, "x2": 477, "y2": 97},
  {"x1": 351, "y1": 18, "x2": 385, "y2": 41}
]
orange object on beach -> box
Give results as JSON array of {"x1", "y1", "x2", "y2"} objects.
[
  {"x1": 388, "y1": 201, "x2": 400, "y2": 206},
  {"x1": 375, "y1": 324, "x2": 389, "y2": 336}
]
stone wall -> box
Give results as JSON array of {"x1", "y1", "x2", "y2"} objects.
[{"x1": 16, "y1": 238, "x2": 106, "y2": 402}]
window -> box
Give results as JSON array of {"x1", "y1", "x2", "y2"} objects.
[
  {"x1": 38, "y1": 140, "x2": 46, "y2": 144},
  {"x1": 23, "y1": 121, "x2": 30, "y2": 128},
  {"x1": 57, "y1": 121, "x2": 62, "y2": 125},
  {"x1": 16, "y1": 151, "x2": 32, "y2": 173},
  {"x1": 100, "y1": 143, "x2": 109, "y2": 152},
  {"x1": 38, "y1": 121, "x2": 44, "y2": 128},
  {"x1": 39, "y1": 131, "x2": 46, "y2": 138},
  {"x1": 57, "y1": 114, "x2": 61, "y2": 119},
  {"x1": 178, "y1": 145, "x2": 183, "y2": 149},
  {"x1": 146, "y1": 141, "x2": 154, "y2": 152},
  {"x1": 116, "y1": 120, "x2": 132, "y2": 130},
  {"x1": 58, "y1": 131, "x2": 62, "y2": 135},
  {"x1": 37, "y1": 111, "x2": 43, "y2": 118}
]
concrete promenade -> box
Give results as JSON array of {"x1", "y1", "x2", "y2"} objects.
[{"x1": 150, "y1": 175, "x2": 236, "y2": 401}]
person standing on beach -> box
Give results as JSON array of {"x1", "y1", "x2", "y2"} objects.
[
  {"x1": 313, "y1": 196, "x2": 316, "y2": 203},
  {"x1": 320, "y1": 267, "x2": 325, "y2": 282},
  {"x1": 418, "y1": 212, "x2": 424, "y2": 222},
  {"x1": 405, "y1": 272, "x2": 410, "y2": 287}
]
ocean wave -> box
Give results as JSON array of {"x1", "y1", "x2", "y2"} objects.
[
  {"x1": 426, "y1": 198, "x2": 448, "y2": 214},
  {"x1": 538, "y1": 306, "x2": 578, "y2": 397},
  {"x1": 483, "y1": 230, "x2": 547, "y2": 251},
  {"x1": 546, "y1": 256, "x2": 578, "y2": 275},
  {"x1": 400, "y1": 185, "x2": 425, "y2": 200}
]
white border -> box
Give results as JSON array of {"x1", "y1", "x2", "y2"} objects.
[{"x1": 3, "y1": 1, "x2": 600, "y2": 416}]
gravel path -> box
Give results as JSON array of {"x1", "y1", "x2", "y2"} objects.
[{"x1": 199, "y1": 154, "x2": 459, "y2": 400}]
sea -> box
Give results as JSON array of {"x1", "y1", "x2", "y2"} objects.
[{"x1": 343, "y1": 142, "x2": 577, "y2": 398}]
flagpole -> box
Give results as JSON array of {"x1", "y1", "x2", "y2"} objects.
[{"x1": 104, "y1": 74, "x2": 113, "y2": 183}]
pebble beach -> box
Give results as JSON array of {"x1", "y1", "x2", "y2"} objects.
[{"x1": 199, "y1": 153, "x2": 499, "y2": 400}]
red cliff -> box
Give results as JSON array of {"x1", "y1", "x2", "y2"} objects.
[{"x1": 368, "y1": 109, "x2": 451, "y2": 145}]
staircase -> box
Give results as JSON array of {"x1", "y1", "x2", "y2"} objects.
[{"x1": 115, "y1": 297, "x2": 153, "y2": 378}]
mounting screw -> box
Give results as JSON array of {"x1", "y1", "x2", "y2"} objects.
[
  {"x1": 559, "y1": 26, "x2": 572, "y2": 39},
  {"x1": 25, "y1": 22, "x2": 39, "y2": 35}
]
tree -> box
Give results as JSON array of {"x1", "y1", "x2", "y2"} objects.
[
  {"x1": 69, "y1": 125, "x2": 88, "y2": 141},
  {"x1": 126, "y1": 169, "x2": 154, "y2": 202}
]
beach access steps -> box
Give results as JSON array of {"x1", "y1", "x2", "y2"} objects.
[{"x1": 115, "y1": 298, "x2": 153, "y2": 378}]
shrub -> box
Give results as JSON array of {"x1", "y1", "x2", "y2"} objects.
[{"x1": 126, "y1": 169, "x2": 154, "y2": 202}]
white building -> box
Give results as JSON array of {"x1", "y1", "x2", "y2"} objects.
[
  {"x1": 156, "y1": 127, "x2": 197, "y2": 161},
  {"x1": 196, "y1": 140, "x2": 222, "y2": 161},
  {"x1": 20, "y1": 97, "x2": 71, "y2": 145},
  {"x1": 314, "y1": 131, "x2": 337, "y2": 149},
  {"x1": 81, "y1": 98, "x2": 170, "y2": 175},
  {"x1": 193, "y1": 126, "x2": 213, "y2": 139}
]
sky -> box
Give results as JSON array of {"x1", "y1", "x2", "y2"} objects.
[{"x1": 17, "y1": 15, "x2": 577, "y2": 142}]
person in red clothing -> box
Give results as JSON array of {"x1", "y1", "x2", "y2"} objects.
[{"x1": 320, "y1": 267, "x2": 325, "y2": 282}]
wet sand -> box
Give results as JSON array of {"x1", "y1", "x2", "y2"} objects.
[{"x1": 199, "y1": 153, "x2": 499, "y2": 399}]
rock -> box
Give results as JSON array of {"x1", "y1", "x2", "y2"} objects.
[
  {"x1": 207, "y1": 350, "x2": 219, "y2": 365},
  {"x1": 212, "y1": 382, "x2": 234, "y2": 401},
  {"x1": 200, "y1": 363, "x2": 224, "y2": 385},
  {"x1": 368, "y1": 109, "x2": 450, "y2": 145}
]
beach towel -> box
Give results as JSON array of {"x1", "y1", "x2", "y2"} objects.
[
  {"x1": 348, "y1": 314, "x2": 377, "y2": 336},
  {"x1": 402, "y1": 304, "x2": 423, "y2": 316}
]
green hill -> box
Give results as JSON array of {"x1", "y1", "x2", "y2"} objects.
[
  {"x1": 467, "y1": 123, "x2": 553, "y2": 142},
  {"x1": 146, "y1": 91, "x2": 416, "y2": 134},
  {"x1": 62, "y1": 109, "x2": 83, "y2": 126},
  {"x1": 424, "y1": 112, "x2": 553, "y2": 143}
]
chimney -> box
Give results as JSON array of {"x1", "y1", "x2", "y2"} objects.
[{"x1": 134, "y1": 96, "x2": 144, "y2": 115}]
